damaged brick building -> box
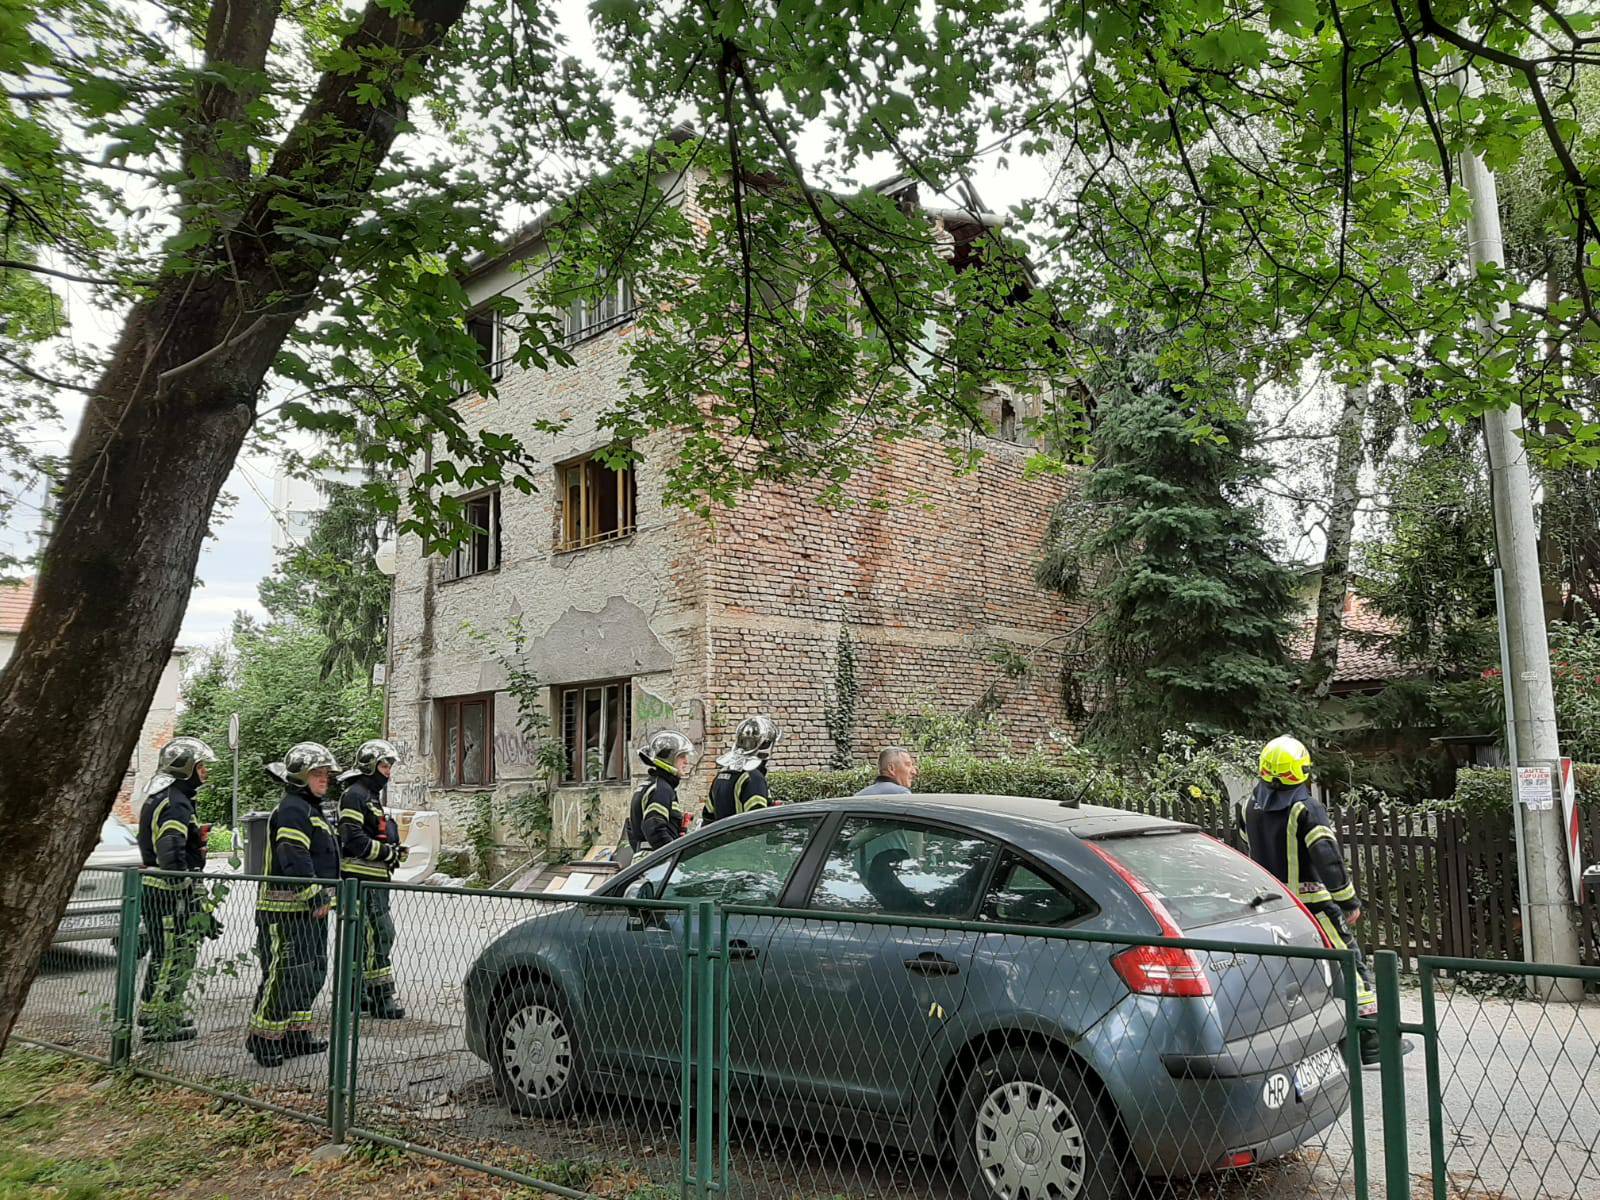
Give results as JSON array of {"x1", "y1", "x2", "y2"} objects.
[{"x1": 382, "y1": 173, "x2": 1080, "y2": 850}]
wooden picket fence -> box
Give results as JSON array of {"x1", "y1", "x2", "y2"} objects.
[{"x1": 1109, "y1": 791, "x2": 1600, "y2": 968}]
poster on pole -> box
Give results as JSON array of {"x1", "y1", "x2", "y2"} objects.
[
  {"x1": 1516, "y1": 764, "x2": 1554, "y2": 811},
  {"x1": 1559, "y1": 758, "x2": 1583, "y2": 902}
]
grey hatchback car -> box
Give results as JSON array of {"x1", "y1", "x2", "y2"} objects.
[{"x1": 464, "y1": 795, "x2": 1352, "y2": 1200}]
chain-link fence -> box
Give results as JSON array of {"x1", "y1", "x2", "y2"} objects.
[
  {"x1": 1415, "y1": 958, "x2": 1600, "y2": 1200},
  {"x1": 344, "y1": 881, "x2": 689, "y2": 1197},
  {"x1": 19, "y1": 866, "x2": 131, "y2": 1062},
  {"x1": 11, "y1": 868, "x2": 1600, "y2": 1200}
]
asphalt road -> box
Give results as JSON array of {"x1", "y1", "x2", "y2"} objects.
[{"x1": 19, "y1": 880, "x2": 1600, "y2": 1200}]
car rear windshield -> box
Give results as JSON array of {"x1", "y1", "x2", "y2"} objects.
[{"x1": 1099, "y1": 832, "x2": 1295, "y2": 930}]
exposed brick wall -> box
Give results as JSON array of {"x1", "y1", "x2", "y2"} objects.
[{"x1": 699, "y1": 435, "x2": 1078, "y2": 769}]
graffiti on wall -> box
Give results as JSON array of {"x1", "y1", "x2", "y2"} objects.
[
  {"x1": 493, "y1": 732, "x2": 545, "y2": 766},
  {"x1": 389, "y1": 779, "x2": 430, "y2": 810}
]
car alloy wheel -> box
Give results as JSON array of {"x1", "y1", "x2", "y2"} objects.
[
  {"x1": 500, "y1": 1001, "x2": 573, "y2": 1103},
  {"x1": 974, "y1": 1079, "x2": 1087, "y2": 1200}
]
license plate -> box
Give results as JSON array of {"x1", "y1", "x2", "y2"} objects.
[
  {"x1": 58, "y1": 914, "x2": 116, "y2": 932},
  {"x1": 1293, "y1": 1046, "x2": 1346, "y2": 1099}
]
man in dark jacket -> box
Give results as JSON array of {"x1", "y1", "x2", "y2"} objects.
[
  {"x1": 137, "y1": 737, "x2": 218, "y2": 1041},
  {"x1": 248, "y1": 742, "x2": 341, "y2": 1068},
  {"x1": 1245, "y1": 735, "x2": 1379, "y2": 1064},
  {"x1": 703, "y1": 715, "x2": 780, "y2": 825},
  {"x1": 625, "y1": 731, "x2": 695, "y2": 858},
  {"x1": 338, "y1": 738, "x2": 408, "y2": 1019}
]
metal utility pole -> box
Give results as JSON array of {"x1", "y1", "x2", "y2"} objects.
[
  {"x1": 1457, "y1": 55, "x2": 1582, "y2": 992},
  {"x1": 228, "y1": 712, "x2": 241, "y2": 870}
]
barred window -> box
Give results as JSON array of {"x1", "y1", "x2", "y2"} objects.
[{"x1": 559, "y1": 679, "x2": 631, "y2": 784}]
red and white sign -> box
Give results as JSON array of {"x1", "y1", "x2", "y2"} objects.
[{"x1": 1559, "y1": 758, "x2": 1583, "y2": 903}]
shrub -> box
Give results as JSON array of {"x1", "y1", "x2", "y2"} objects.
[
  {"x1": 767, "y1": 735, "x2": 1255, "y2": 814},
  {"x1": 1446, "y1": 764, "x2": 1598, "y2": 817},
  {"x1": 767, "y1": 760, "x2": 1100, "y2": 806}
]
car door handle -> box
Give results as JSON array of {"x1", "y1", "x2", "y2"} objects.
[
  {"x1": 727, "y1": 939, "x2": 760, "y2": 962},
  {"x1": 904, "y1": 953, "x2": 960, "y2": 976}
]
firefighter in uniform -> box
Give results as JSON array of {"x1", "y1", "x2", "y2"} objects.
[
  {"x1": 624, "y1": 731, "x2": 695, "y2": 859},
  {"x1": 703, "y1": 716, "x2": 780, "y2": 825},
  {"x1": 136, "y1": 736, "x2": 219, "y2": 1041},
  {"x1": 248, "y1": 742, "x2": 341, "y2": 1068},
  {"x1": 1244, "y1": 735, "x2": 1380, "y2": 1065},
  {"x1": 338, "y1": 738, "x2": 409, "y2": 1020}
]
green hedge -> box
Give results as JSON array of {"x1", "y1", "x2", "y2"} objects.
[
  {"x1": 1448, "y1": 763, "x2": 1598, "y2": 817},
  {"x1": 768, "y1": 761, "x2": 1110, "y2": 806}
]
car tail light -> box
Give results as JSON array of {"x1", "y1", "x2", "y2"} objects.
[
  {"x1": 1087, "y1": 842, "x2": 1213, "y2": 997},
  {"x1": 1112, "y1": 944, "x2": 1213, "y2": 997},
  {"x1": 1219, "y1": 1149, "x2": 1257, "y2": 1169}
]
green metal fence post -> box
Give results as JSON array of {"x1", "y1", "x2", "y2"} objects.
[
  {"x1": 1419, "y1": 965, "x2": 1446, "y2": 1200},
  {"x1": 1375, "y1": 950, "x2": 1410, "y2": 1200},
  {"x1": 345, "y1": 881, "x2": 366, "y2": 1134},
  {"x1": 110, "y1": 869, "x2": 143, "y2": 1068},
  {"x1": 679, "y1": 904, "x2": 694, "y2": 1200},
  {"x1": 327, "y1": 878, "x2": 360, "y2": 1143},
  {"x1": 693, "y1": 901, "x2": 717, "y2": 1200},
  {"x1": 715, "y1": 907, "x2": 730, "y2": 1196},
  {"x1": 1339, "y1": 947, "x2": 1369, "y2": 1200}
]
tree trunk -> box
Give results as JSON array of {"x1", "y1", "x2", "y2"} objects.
[
  {"x1": 1307, "y1": 381, "x2": 1370, "y2": 700},
  {"x1": 0, "y1": 0, "x2": 470, "y2": 1050}
]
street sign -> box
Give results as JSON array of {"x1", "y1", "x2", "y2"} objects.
[
  {"x1": 1516, "y1": 764, "x2": 1554, "y2": 811},
  {"x1": 228, "y1": 712, "x2": 240, "y2": 750},
  {"x1": 372, "y1": 663, "x2": 387, "y2": 687},
  {"x1": 1559, "y1": 758, "x2": 1583, "y2": 903}
]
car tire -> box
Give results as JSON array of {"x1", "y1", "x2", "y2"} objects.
[
  {"x1": 488, "y1": 979, "x2": 581, "y2": 1118},
  {"x1": 956, "y1": 1048, "x2": 1130, "y2": 1200}
]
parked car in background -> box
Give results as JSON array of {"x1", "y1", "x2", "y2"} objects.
[
  {"x1": 464, "y1": 794, "x2": 1351, "y2": 1200},
  {"x1": 54, "y1": 815, "x2": 142, "y2": 949}
]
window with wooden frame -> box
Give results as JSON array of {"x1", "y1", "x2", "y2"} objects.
[
  {"x1": 563, "y1": 275, "x2": 636, "y2": 345},
  {"x1": 442, "y1": 488, "x2": 502, "y2": 581},
  {"x1": 558, "y1": 451, "x2": 636, "y2": 551},
  {"x1": 466, "y1": 309, "x2": 503, "y2": 381},
  {"x1": 558, "y1": 679, "x2": 632, "y2": 784},
  {"x1": 437, "y1": 694, "x2": 494, "y2": 786}
]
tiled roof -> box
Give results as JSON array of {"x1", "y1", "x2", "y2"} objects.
[
  {"x1": 0, "y1": 578, "x2": 35, "y2": 634},
  {"x1": 1289, "y1": 596, "x2": 1410, "y2": 684}
]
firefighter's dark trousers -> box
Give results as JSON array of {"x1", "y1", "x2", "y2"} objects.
[
  {"x1": 138, "y1": 883, "x2": 199, "y2": 1024},
  {"x1": 251, "y1": 910, "x2": 328, "y2": 1039},
  {"x1": 360, "y1": 883, "x2": 397, "y2": 1001},
  {"x1": 1314, "y1": 903, "x2": 1377, "y2": 1015}
]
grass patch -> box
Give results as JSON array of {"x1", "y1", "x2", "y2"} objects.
[{"x1": 0, "y1": 1046, "x2": 677, "y2": 1198}]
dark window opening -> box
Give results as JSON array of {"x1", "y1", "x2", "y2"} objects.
[
  {"x1": 443, "y1": 489, "x2": 501, "y2": 580},
  {"x1": 467, "y1": 311, "x2": 503, "y2": 381},
  {"x1": 438, "y1": 694, "x2": 494, "y2": 786},
  {"x1": 559, "y1": 452, "x2": 636, "y2": 550},
  {"x1": 1000, "y1": 397, "x2": 1019, "y2": 442}
]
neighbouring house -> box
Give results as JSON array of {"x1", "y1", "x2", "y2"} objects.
[
  {"x1": 1290, "y1": 585, "x2": 1411, "y2": 705},
  {"x1": 0, "y1": 577, "x2": 187, "y2": 825},
  {"x1": 382, "y1": 172, "x2": 1082, "y2": 854}
]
